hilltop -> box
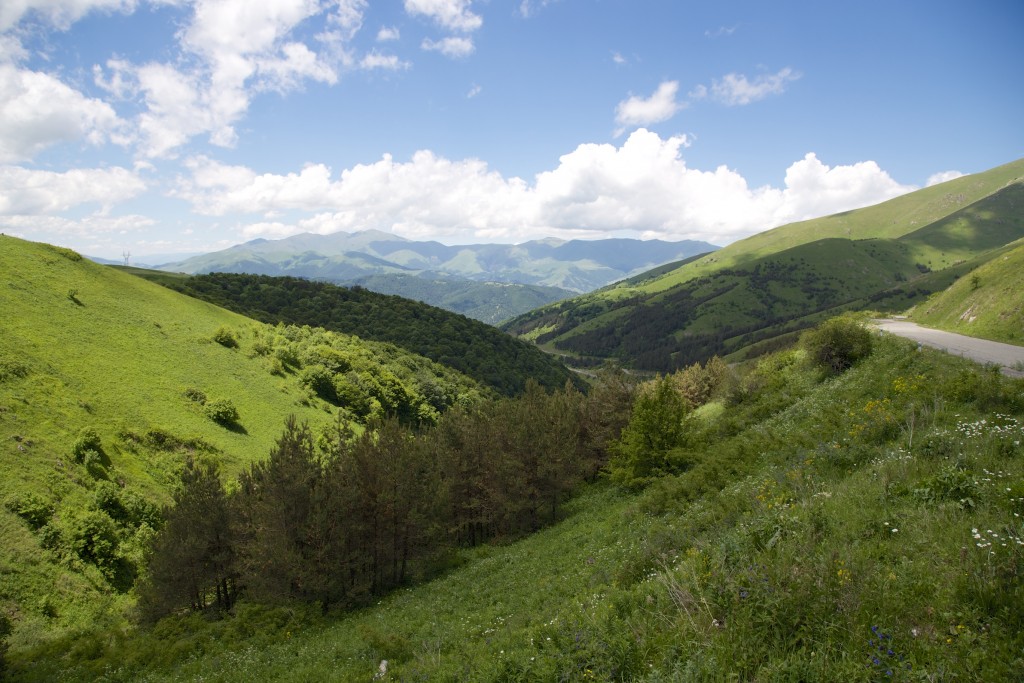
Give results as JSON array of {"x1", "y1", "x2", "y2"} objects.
[{"x1": 504, "y1": 158, "x2": 1024, "y2": 370}]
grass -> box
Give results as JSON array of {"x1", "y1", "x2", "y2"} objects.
[
  {"x1": 909, "y1": 240, "x2": 1024, "y2": 344},
  {"x1": 14, "y1": 329, "x2": 1024, "y2": 681},
  {"x1": 0, "y1": 235, "x2": 483, "y2": 657}
]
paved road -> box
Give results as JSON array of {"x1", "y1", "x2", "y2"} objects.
[{"x1": 872, "y1": 319, "x2": 1024, "y2": 378}]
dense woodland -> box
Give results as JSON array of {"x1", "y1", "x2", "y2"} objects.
[
  {"x1": 149, "y1": 272, "x2": 578, "y2": 395},
  {"x1": 140, "y1": 374, "x2": 635, "y2": 620}
]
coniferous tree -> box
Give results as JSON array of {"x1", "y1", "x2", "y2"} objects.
[{"x1": 139, "y1": 458, "x2": 237, "y2": 621}]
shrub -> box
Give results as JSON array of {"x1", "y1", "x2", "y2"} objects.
[
  {"x1": 5, "y1": 492, "x2": 55, "y2": 530},
  {"x1": 72, "y1": 427, "x2": 105, "y2": 463},
  {"x1": 801, "y1": 317, "x2": 873, "y2": 376},
  {"x1": 212, "y1": 326, "x2": 239, "y2": 349},
  {"x1": 204, "y1": 398, "x2": 240, "y2": 426},
  {"x1": 183, "y1": 387, "x2": 207, "y2": 404}
]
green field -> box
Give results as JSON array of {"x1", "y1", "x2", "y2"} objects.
[{"x1": 10, "y1": 321, "x2": 1024, "y2": 681}]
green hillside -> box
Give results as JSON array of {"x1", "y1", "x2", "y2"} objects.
[
  {"x1": 504, "y1": 159, "x2": 1024, "y2": 371},
  {"x1": 633, "y1": 157, "x2": 1024, "y2": 294},
  {"x1": 909, "y1": 240, "x2": 1024, "y2": 344},
  {"x1": 0, "y1": 236, "x2": 484, "y2": 652},
  {"x1": 16, "y1": 326, "x2": 1024, "y2": 682},
  {"x1": 127, "y1": 271, "x2": 580, "y2": 395}
]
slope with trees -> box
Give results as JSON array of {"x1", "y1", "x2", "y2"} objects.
[
  {"x1": 131, "y1": 271, "x2": 580, "y2": 396},
  {"x1": 0, "y1": 235, "x2": 485, "y2": 654},
  {"x1": 504, "y1": 159, "x2": 1024, "y2": 371}
]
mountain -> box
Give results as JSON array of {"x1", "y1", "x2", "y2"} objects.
[
  {"x1": 157, "y1": 233, "x2": 717, "y2": 321},
  {"x1": 128, "y1": 270, "x2": 581, "y2": 396},
  {"x1": 503, "y1": 158, "x2": 1024, "y2": 371},
  {"x1": 0, "y1": 235, "x2": 486, "y2": 646}
]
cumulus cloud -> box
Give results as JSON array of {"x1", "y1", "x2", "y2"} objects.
[
  {"x1": 708, "y1": 67, "x2": 800, "y2": 106},
  {"x1": 0, "y1": 165, "x2": 145, "y2": 214},
  {"x1": 405, "y1": 0, "x2": 481, "y2": 32},
  {"x1": 377, "y1": 26, "x2": 400, "y2": 41},
  {"x1": 83, "y1": 0, "x2": 359, "y2": 158},
  {"x1": 360, "y1": 51, "x2": 409, "y2": 70},
  {"x1": 0, "y1": 0, "x2": 137, "y2": 32},
  {"x1": 174, "y1": 129, "x2": 918, "y2": 246},
  {"x1": 0, "y1": 64, "x2": 123, "y2": 162},
  {"x1": 614, "y1": 81, "x2": 683, "y2": 134},
  {"x1": 926, "y1": 170, "x2": 964, "y2": 186},
  {"x1": 422, "y1": 36, "x2": 474, "y2": 58}
]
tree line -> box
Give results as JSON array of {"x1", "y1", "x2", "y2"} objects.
[{"x1": 140, "y1": 376, "x2": 633, "y2": 619}]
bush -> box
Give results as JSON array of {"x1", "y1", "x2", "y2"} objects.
[
  {"x1": 204, "y1": 398, "x2": 240, "y2": 426},
  {"x1": 72, "y1": 427, "x2": 105, "y2": 463},
  {"x1": 5, "y1": 492, "x2": 54, "y2": 530},
  {"x1": 801, "y1": 317, "x2": 873, "y2": 376},
  {"x1": 183, "y1": 387, "x2": 207, "y2": 404},
  {"x1": 212, "y1": 326, "x2": 239, "y2": 349}
]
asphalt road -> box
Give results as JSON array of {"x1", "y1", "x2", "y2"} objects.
[{"x1": 872, "y1": 319, "x2": 1024, "y2": 378}]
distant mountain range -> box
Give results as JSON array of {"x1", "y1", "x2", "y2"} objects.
[{"x1": 156, "y1": 232, "x2": 717, "y2": 322}]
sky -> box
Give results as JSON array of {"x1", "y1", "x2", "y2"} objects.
[{"x1": 1, "y1": 1, "x2": 1022, "y2": 261}]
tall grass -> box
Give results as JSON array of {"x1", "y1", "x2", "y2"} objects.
[{"x1": 14, "y1": 331, "x2": 1024, "y2": 681}]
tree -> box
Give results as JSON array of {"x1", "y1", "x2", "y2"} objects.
[
  {"x1": 139, "y1": 458, "x2": 237, "y2": 621},
  {"x1": 608, "y1": 375, "x2": 688, "y2": 487},
  {"x1": 235, "y1": 416, "x2": 320, "y2": 604}
]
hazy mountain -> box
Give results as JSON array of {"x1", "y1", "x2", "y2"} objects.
[{"x1": 159, "y1": 233, "x2": 718, "y2": 294}]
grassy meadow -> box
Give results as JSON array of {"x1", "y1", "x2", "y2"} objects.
[
  {"x1": 0, "y1": 235, "x2": 483, "y2": 658},
  {"x1": 12, "y1": 325, "x2": 1024, "y2": 681}
]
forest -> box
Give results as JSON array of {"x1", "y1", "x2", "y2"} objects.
[
  {"x1": 140, "y1": 373, "x2": 635, "y2": 621},
  {"x1": 146, "y1": 272, "x2": 578, "y2": 396}
]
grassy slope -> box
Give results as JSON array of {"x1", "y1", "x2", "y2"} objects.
[
  {"x1": 634, "y1": 157, "x2": 1024, "y2": 294},
  {"x1": 0, "y1": 236, "x2": 481, "y2": 654},
  {"x1": 504, "y1": 160, "x2": 1024, "y2": 369},
  {"x1": 909, "y1": 240, "x2": 1024, "y2": 344},
  {"x1": 19, "y1": 331, "x2": 1024, "y2": 682}
]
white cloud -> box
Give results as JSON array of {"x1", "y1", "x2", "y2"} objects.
[
  {"x1": 86, "y1": 0, "x2": 357, "y2": 158},
  {"x1": 0, "y1": 64, "x2": 123, "y2": 162},
  {"x1": 611, "y1": 51, "x2": 626, "y2": 65},
  {"x1": 173, "y1": 130, "x2": 918, "y2": 246},
  {"x1": 614, "y1": 81, "x2": 683, "y2": 134},
  {"x1": 466, "y1": 83, "x2": 481, "y2": 98},
  {"x1": 0, "y1": 165, "x2": 145, "y2": 214},
  {"x1": 377, "y1": 26, "x2": 400, "y2": 41},
  {"x1": 926, "y1": 170, "x2": 964, "y2": 186},
  {"x1": 704, "y1": 25, "x2": 737, "y2": 39},
  {"x1": 519, "y1": 0, "x2": 556, "y2": 18},
  {"x1": 405, "y1": 0, "x2": 481, "y2": 32},
  {"x1": 0, "y1": 212, "x2": 155, "y2": 237},
  {"x1": 0, "y1": 0, "x2": 137, "y2": 32},
  {"x1": 422, "y1": 36, "x2": 474, "y2": 58},
  {"x1": 360, "y1": 51, "x2": 409, "y2": 70},
  {"x1": 709, "y1": 67, "x2": 799, "y2": 106}
]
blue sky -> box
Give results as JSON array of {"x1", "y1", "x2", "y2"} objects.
[{"x1": 1, "y1": 0, "x2": 1022, "y2": 260}]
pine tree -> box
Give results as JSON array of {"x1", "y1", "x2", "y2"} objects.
[{"x1": 139, "y1": 458, "x2": 237, "y2": 621}]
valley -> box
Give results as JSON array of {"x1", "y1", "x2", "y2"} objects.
[{"x1": 2, "y1": 160, "x2": 1023, "y2": 681}]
